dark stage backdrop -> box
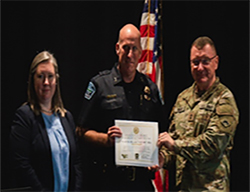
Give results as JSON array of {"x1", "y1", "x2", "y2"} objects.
[{"x1": 1, "y1": 1, "x2": 249, "y2": 191}]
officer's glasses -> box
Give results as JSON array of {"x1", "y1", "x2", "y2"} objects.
[{"x1": 191, "y1": 55, "x2": 217, "y2": 66}]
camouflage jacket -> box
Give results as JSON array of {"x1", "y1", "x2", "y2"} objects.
[{"x1": 161, "y1": 78, "x2": 239, "y2": 192}]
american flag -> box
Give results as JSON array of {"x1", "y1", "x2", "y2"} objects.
[
  {"x1": 137, "y1": 0, "x2": 164, "y2": 98},
  {"x1": 137, "y1": 0, "x2": 168, "y2": 191}
]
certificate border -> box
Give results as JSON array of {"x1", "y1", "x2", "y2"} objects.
[{"x1": 115, "y1": 119, "x2": 159, "y2": 167}]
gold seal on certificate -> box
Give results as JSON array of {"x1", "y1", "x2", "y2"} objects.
[
  {"x1": 133, "y1": 127, "x2": 139, "y2": 134},
  {"x1": 115, "y1": 119, "x2": 159, "y2": 167}
]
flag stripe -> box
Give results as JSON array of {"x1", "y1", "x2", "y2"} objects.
[
  {"x1": 140, "y1": 13, "x2": 156, "y2": 26},
  {"x1": 140, "y1": 25, "x2": 155, "y2": 38},
  {"x1": 139, "y1": 53, "x2": 153, "y2": 65},
  {"x1": 140, "y1": 41, "x2": 154, "y2": 56}
]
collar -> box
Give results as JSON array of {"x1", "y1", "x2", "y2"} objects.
[
  {"x1": 111, "y1": 63, "x2": 142, "y2": 85},
  {"x1": 182, "y1": 77, "x2": 220, "y2": 109},
  {"x1": 111, "y1": 63, "x2": 123, "y2": 85},
  {"x1": 193, "y1": 77, "x2": 220, "y2": 99}
]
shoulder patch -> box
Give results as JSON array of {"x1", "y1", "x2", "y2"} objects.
[
  {"x1": 84, "y1": 82, "x2": 96, "y2": 100},
  {"x1": 218, "y1": 116, "x2": 237, "y2": 135},
  {"x1": 216, "y1": 104, "x2": 234, "y2": 116}
]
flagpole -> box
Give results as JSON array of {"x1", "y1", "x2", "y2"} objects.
[
  {"x1": 159, "y1": 0, "x2": 165, "y2": 101},
  {"x1": 158, "y1": 3, "x2": 168, "y2": 192}
]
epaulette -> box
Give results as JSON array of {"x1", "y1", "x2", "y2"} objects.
[
  {"x1": 91, "y1": 70, "x2": 111, "y2": 81},
  {"x1": 139, "y1": 72, "x2": 151, "y2": 81},
  {"x1": 99, "y1": 70, "x2": 111, "y2": 76},
  {"x1": 138, "y1": 72, "x2": 151, "y2": 85}
]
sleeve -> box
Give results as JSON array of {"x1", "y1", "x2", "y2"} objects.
[
  {"x1": 160, "y1": 146, "x2": 176, "y2": 169},
  {"x1": 172, "y1": 91, "x2": 239, "y2": 166},
  {"x1": 156, "y1": 92, "x2": 168, "y2": 133},
  {"x1": 77, "y1": 80, "x2": 99, "y2": 129},
  {"x1": 9, "y1": 107, "x2": 43, "y2": 191},
  {"x1": 65, "y1": 112, "x2": 83, "y2": 191}
]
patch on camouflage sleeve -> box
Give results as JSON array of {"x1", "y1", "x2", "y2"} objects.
[
  {"x1": 84, "y1": 82, "x2": 96, "y2": 100},
  {"x1": 221, "y1": 119, "x2": 231, "y2": 128},
  {"x1": 218, "y1": 116, "x2": 235, "y2": 134}
]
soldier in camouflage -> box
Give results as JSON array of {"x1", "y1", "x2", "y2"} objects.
[{"x1": 157, "y1": 36, "x2": 239, "y2": 191}]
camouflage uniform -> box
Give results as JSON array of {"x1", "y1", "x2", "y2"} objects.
[{"x1": 161, "y1": 77, "x2": 239, "y2": 192}]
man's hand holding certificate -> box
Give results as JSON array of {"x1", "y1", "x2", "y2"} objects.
[{"x1": 115, "y1": 120, "x2": 159, "y2": 167}]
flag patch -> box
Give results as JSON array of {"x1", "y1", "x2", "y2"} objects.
[{"x1": 84, "y1": 82, "x2": 96, "y2": 100}]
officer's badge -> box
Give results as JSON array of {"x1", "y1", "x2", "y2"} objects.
[
  {"x1": 84, "y1": 81, "x2": 96, "y2": 100},
  {"x1": 144, "y1": 86, "x2": 150, "y2": 94}
]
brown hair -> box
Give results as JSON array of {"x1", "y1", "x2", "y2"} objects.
[
  {"x1": 191, "y1": 36, "x2": 217, "y2": 54},
  {"x1": 27, "y1": 51, "x2": 66, "y2": 116}
]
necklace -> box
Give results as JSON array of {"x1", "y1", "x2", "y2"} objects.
[{"x1": 41, "y1": 109, "x2": 53, "y2": 113}]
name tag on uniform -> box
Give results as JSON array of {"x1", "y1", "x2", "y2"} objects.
[{"x1": 106, "y1": 94, "x2": 117, "y2": 99}]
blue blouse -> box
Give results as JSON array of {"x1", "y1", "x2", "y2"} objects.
[{"x1": 42, "y1": 113, "x2": 69, "y2": 192}]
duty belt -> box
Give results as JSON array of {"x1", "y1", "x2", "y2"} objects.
[
  {"x1": 117, "y1": 166, "x2": 153, "y2": 181},
  {"x1": 123, "y1": 166, "x2": 136, "y2": 181},
  {"x1": 92, "y1": 161, "x2": 153, "y2": 181}
]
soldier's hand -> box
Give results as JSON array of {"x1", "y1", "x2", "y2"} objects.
[
  {"x1": 107, "y1": 126, "x2": 122, "y2": 146},
  {"x1": 158, "y1": 132, "x2": 174, "y2": 151},
  {"x1": 148, "y1": 151, "x2": 165, "y2": 171}
]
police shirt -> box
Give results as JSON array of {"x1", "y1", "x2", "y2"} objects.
[{"x1": 77, "y1": 63, "x2": 165, "y2": 165}]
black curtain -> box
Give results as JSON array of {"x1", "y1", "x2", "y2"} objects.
[{"x1": 1, "y1": 1, "x2": 249, "y2": 191}]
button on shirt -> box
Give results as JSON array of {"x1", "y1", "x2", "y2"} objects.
[{"x1": 42, "y1": 113, "x2": 69, "y2": 192}]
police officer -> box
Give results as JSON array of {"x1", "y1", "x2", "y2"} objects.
[
  {"x1": 76, "y1": 24, "x2": 165, "y2": 191},
  {"x1": 157, "y1": 36, "x2": 239, "y2": 191}
]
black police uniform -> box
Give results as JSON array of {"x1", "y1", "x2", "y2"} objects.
[{"x1": 77, "y1": 63, "x2": 166, "y2": 191}]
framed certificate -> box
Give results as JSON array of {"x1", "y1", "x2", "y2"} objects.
[{"x1": 115, "y1": 119, "x2": 159, "y2": 167}]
